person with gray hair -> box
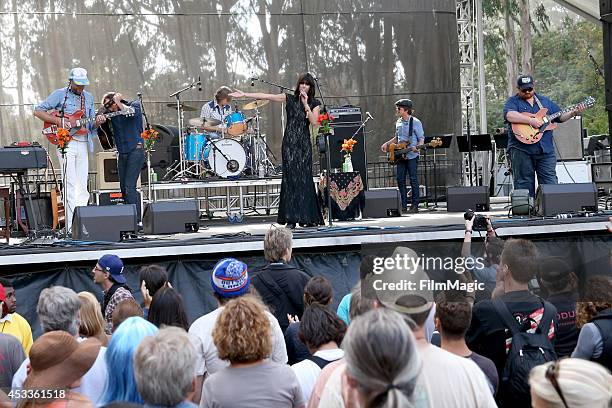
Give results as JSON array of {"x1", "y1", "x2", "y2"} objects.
[
  {"x1": 134, "y1": 326, "x2": 198, "y2": 408},
  {"x1": 252, "y1": 226, "x2": 311, "y2": 331},
  {"x1": 12, "y1": 286, "x2": 108, "y2": 406}
]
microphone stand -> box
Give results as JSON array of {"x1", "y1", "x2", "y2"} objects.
[
  {"x1": 138, "y1": 93, "x2": 154, "y2": 205},
  {"x1": 58, "y1": 80, "x2": 72, "y2": 238},
  {"x1": 251, "y1": 77, "x2": 292, "y2": 139},
  {"x1": 466, "y1": 95, "x2": 474, "y2": 187},
  {"x1": 312, "y1": 75, "x2": 333, "y2": 228},
  {"x1": 169, "y1": 79, "x2": 200, "y2": 176}
]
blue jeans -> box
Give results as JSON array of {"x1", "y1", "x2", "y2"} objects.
[
  {"x1": 509, "y1": 148, "x2": 557, "y2": 197},
  {"x1": 396, "y1": 157, "x2": 419, "y2": 208},
  {"x1": 118, "y1": 147, "x2": 145, "y2": 220}
]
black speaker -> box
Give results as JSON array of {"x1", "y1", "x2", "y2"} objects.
[
  {"x1": 535, "y1": 183, "x2": 598, "y2": 216},
  {"x1": 320, "y1": 124, "x2": 368, "y2": 190},
  {"x1": 72, "y1": 205, "x2": 137, "y2": 242},
  {"x1": 363, "y1": 189, "x2": 402, "y2": 218},
  {"x1": 446, "y1": 186, "x2": 490, "y2": 212},
  {"x1": 143, "y1": 200, "x2": 199, "y2": 234}
]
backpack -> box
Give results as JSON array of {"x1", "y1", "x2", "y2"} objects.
[{"x1": 492, "y1": 299, "x2": 557, "y2": 406}]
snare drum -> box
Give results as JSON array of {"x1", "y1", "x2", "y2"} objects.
[
  {"x1": 225, "y1": 112, "x2": 248, "y2": 137},
  {"x1": 203, "y1": 139, "x2": 247, "y2": 178},
  {"x1": 185, "y1": 133, "x2": 208, "y2": 161}
]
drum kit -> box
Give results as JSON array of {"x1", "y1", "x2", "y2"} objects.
[{"x1": 164, "y1": 99, "x2": 277, "y2": 180}]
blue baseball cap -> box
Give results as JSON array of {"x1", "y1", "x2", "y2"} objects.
[
  {"x1": 517, "y1": 74, "x2": 534, "y2": 90},
  {"x1": 211, "y1": 258, "x2": 249, "y2": 298},
  {"x1": 69, "y1": 67, "x2": 90, "y2": 86},
  {"x1": 98, "y1": 254, "x2": 126, "y2": 284}
]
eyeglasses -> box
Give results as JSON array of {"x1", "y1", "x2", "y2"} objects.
[
  {"x1": 520, "y1": 88, "x2": 534, "y2": 93},
  {"x1": 545, "y1": 361, "x2": 569, "y2": 408}
]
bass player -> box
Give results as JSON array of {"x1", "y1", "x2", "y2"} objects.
[
  {"x1": 34, "y1": 67, "x2": 105, "y2": 231},
  {"x1": 381, "y1": 99, "x2": 424, "y2": 213},
  {"x1": 504, "y1": 74, "x2": 584, "y2": 197}
]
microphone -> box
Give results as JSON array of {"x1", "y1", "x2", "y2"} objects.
[
  {"x1": 137, "y1": 92, "x2": 142, "y2": 99},
  {"x1": 365, "y1": 111, "x2": 374, "y2": 121},
  {"x1": 198, "y1": 75, "x2": 202, "y2": 92},
  {"x1": 250, "y1": 77, "x2": 256, "y2": 87}
]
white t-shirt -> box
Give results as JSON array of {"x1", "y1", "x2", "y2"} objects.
[
  {"x1": 13, "y1": 342, "x2": 108, "y2": 406},
  {"x1": 188, "y1": 306, "x2": 288, "y2": 378},
  {"x1": 291, "y1": 348, "x2": 344, "y2": 403},
  {"x1": 419, "y1": 343, "x2": 497, "y2": 408}
]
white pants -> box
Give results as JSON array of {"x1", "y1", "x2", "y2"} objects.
[{"x1": 57, "y1": 140, "x2": 89, "y2": 231}]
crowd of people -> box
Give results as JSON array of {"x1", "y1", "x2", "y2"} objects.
[{"x1": 0, "y1": 226, "x2": 610, "y2": 408}]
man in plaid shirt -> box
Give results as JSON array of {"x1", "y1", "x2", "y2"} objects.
[{"x1": 93, "y1": 254, "x2": 135, "y2": 334}]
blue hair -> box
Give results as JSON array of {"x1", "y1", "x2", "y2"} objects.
[{"x1": 101, "y1": 316, "x2": 158, "y2": 405}]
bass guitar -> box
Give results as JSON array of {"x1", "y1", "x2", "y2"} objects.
[
  {"x1": 42, "y1": 107, "x2": 135, "y2": 145},
  {"x1": 387, "y1": 137, "x2": 442, "y2": 164},
  {"x1": 511, "y1": 96, "x2": 595, "y2": 144}
]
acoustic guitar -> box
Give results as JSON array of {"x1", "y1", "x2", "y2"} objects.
[
  {"x1": 511, "y1": 96, "x2": 595, "y2": 144},
  {"x1": 387, "y1": 138, "x2": 442, "y2": 164}
]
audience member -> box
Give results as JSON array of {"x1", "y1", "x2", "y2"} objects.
[
  {"x1": 343, "y1": 308, "x2": 426, "y2": 408},
  {"x1": 529, "y1": 359, "x2": 612, "y2": 408},
  {"x1": 101, "y1": 316, "x2": 158, "y2": 406},
  {"x1": 252, "y1": 227, "x2": 311, "y2": 331},
  {"x1": 17, "y1": 331, "x2": 101, "y2": 408},
  {"x1": 134, "y1": 327, "x2": 198, "y2": 408},
  {"x1": 12, "y1": 286, "x2": 108, "y2": 406},
  {"x1": 202, "y1": 296, "x2": 304, "y2": 407},
  {"x1": 139, "y1": 264, "x2": 168, "y2": 319},
  {"x1": 189, "y1": 258, "x2": 287, "y2": 405},
  {"x1": 112, "y1": 299, "x2": 144, "y2": 332},
  {"x1": 147, "y1": 286, "x2": 189, "y2": 330},
  {"x1": 538, "y1": 257, "x2": 579, "y2": 357},
  {"x1": 291, "y1": 303, "x2": 345, "y2": 401},
  {"x1": 0, "y1": 279, "x2": 32, "y2": 355},
  {"x1": 93, "y1": 254, "x2": 135, "y2": 334},
  {"x1": 572, "y1": 275, "x2": 612, "y2": 371},
  {"x1": 0, "y1": 332, "x2": 25, "y2": 389},
  {"x1": 336, "y1": 256, "x2": 377, "y2": 325},
  {"x1": 435, "y1": 291, "x2": 498, "y2": 395},
  {"x1": 467, "y1": 239, "x2": 558, "y2": 406},
  {"x1": 78, "y1": 291, "x2": 110, "y2": 346},
  {"x1": 285, "y1": 276, "x2": 334, "y2": 364}
]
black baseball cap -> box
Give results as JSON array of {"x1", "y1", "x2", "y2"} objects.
[{"x1": 517, "y1": 75, "x2": 534, "y2": 90}]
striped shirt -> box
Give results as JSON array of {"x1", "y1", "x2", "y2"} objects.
[{"x1": 200, "y1": 100, "x2": 233, "y2": 139}]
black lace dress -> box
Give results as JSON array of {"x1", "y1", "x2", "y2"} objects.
[{"x1": 277, "y1": 93, "x2": 324, "y2": 225}]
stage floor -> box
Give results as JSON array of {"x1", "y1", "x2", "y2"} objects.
[{"x1": 1, "y1": 199, "x2": 610, "y2": 266}]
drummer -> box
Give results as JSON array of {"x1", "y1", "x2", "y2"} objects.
[{"x1": 200, "y1": 85, "x2": 234, "y2": 139}]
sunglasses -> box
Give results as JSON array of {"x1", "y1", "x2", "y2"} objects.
[
  {"x1": 545, "y1": 361, "x2": 569, "y2": 408},
  {"x1": 520, "y1": 88, "x2": 534, "y2": 93}
]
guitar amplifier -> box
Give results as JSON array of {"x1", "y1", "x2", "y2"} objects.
[
  {"x1": 96, "y1": 151, "x2": 141, "y2": 190},
  {"x1": 328, "y1": 106, "x2": 362, "y2": 124}
]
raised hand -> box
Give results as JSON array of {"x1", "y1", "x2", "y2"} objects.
[{"x1": 229, "y1": 90, "x2": 245, "y2": 98}]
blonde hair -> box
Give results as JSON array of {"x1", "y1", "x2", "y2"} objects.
[
  {"x1": 78, "y1": 291, "x2": 106, "y2": 339},
  {"x1": 264, "y1": 226, "x2": 292, "y2": 262},
  {"x1": 213, "y1": 295, "x2": 271, "y2": 364},
  {"x1": 529, "y1": 359, "x2": 612, "y2": 408}
]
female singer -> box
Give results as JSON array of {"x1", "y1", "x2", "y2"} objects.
[{"x1": 230, "y1": 73, "x2": 323, "y2": 228}]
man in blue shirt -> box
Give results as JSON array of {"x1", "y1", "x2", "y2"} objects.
[
  {"x1": 34, "y1": 67, "x2": 105, "y2": 231},
  {"x1": 381, "y1": 99, "x2": 425, "y2": 213},
  {"x1": 98, "y1": 92, "x2": 145, "y2": 222},
  {"x1": 503, "y1": 74, "x2": 583, "y2": 196},
  {"x1": 200, "y1": 86, "x2": 234, "y2": 139}
]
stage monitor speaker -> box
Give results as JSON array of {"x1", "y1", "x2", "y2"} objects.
[
  {"x1": 96, "y1": 152, "x2": 141, "y2": 190},
  {"x1": 535, "y1": 183, "x2": 597, "y2": 216},
  {"x1": 72, "y1": 204, "x2": 137, "y2": 242},
  {"x1": 320, "y1": 124, "x2": 368, "y2": 190},
  {"x1": 554, "y1": 117, "x2": 584, "y2": 161},
  {"x1": 446, "y1": 186, "x2": 490, "y2": 212},
  {"x1": 143, "y1": 200, "x2": 199, "y2": 234},
  {"x1": 363, "y1": 189, "x2": 401, "y2": 218}
]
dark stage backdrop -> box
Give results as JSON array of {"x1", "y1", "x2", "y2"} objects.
[{"x1": 0, "y1": 0, "x2": 461, "y2": 172}]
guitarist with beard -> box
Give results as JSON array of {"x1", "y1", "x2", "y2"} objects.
[
  {"x1": 381, "y1": 99, "x2": 424, "y2": 214},
  {"x1": 34, "y1": 67, "x2": 105, "y2": 231},
  {"x1": 504, "y1": 74, "x2": 585, "y2": 197}
]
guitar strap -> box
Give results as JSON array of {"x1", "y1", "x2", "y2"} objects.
[{"x1": 533, "y1": 94, "x2": 544, "y2": 110}]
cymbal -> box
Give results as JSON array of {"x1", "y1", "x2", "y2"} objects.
[
  {"x1": 166, "y1": 103, "x2": 198, "y2": 112},
  {"x1": 242, "y1": 99, "x2": 269, "y2": 110},
  {"x1": 204, "y1": 119, "x2": 222, "y2": 126},
  {"x1": 188, "y1": 118, "x2": 204, "y2": 127}
]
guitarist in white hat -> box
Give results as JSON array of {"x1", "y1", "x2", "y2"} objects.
[
  {"x1": 34, "y1": 67, "x2": 106, "y2": 231},
  {"x1": 504, "y1": 74, "x2": 585, "y2": 197}
]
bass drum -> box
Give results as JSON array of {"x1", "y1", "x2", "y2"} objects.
[{"x1": 203, "y1": 139, "x2": 247, "y2": 178}]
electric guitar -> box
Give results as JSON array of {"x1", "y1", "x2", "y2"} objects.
[
  {"x1": 387, "y1": 138, "x2": 442, "y2": 164},
  {"x1": 42, "y1": 107, "x2": 135, "y2": 145},
  {"x1": 511, "y1": 96, "x2": 595, "y2": 144}
]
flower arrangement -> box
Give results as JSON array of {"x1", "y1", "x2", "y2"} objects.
[
  {"x1": 141, "y1": 127, "x2": 159, "y2": 151},
  {"x1": 317, "y1": 111, "x2": 335, "y2": 134},
  {"x1": 341, "y1": 138, "x2": 357, "y2": 153},
  {"x1": 56, "y1": 128, "x2": 72, "y2": 155}
]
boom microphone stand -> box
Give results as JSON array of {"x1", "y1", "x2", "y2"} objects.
[
  {"x1": 312, "y1": 74, "x2": 333, "y2": 228},
  {"x1": 169, "y1": 78, "x2": 201, "y2": 176}
]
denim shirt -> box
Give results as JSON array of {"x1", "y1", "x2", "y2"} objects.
[
  {"x1": 35, "y1": 88, "x2": 96, "y2": 150},
  {"x1": 108, "y1": 100, "x2": 144, "y2": 154},
  {"x1": 395, "y1": 116, "x2": 425, "y2": 160},
  {"x1": 503, "y1": 93, "x2": 561, "y2": 155}
]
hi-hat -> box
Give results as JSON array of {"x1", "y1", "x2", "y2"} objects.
[
  {"x1": 166, "y1": 103, "x2": 198, "y2": 112},
  {"x1": 242, "y1": 100, "x2": 269, "y2": 110},
  {"x1": 188, "y1": 118, "x2": 204, "y2": 126}
]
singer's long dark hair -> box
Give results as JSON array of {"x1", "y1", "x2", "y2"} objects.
[{"x1": 294, "y1": 73, "x2": 316, "y2": 102}]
